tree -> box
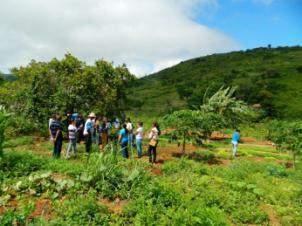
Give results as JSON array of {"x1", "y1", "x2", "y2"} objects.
[
  {"x1": 163, "y1": 110, "x2": 225, "y2": 153},
  {"x1": 0, "y1": 107, "x2": 9, "y2": 156},
  {"x1": 268, "y1": 120, "x2": 302, "y2": 169},
  {"x1": 4, "y1": 54, "x2": 135, "y2": 125},
  {"x1": 164, "y1": 87, "x2": 252, "y2": 152},
  {"x1": 200, "y1": 87, "x2": 254, "y2": 128}
]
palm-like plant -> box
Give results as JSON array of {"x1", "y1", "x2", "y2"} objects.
[{"x1": 200, "y1": 87, "x2": 254, "y2": 128}]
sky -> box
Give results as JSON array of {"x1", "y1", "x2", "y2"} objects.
[{"x1": 0, "y1": 0, "x2": 301, "y2": 76}]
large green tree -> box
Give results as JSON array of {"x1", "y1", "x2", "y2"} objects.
[{"x1": 2, "y1": 54, "x2": 134, "y2": 125}]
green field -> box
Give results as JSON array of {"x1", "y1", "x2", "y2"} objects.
[{"x1": 1, "y1": 135, "x2": 301, "y2": 225}]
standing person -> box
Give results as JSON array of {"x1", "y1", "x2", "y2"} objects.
[
  {"x1": 66, "y1": 120, "x2": 78, "y2": 159},
  {"x1": 48, "y1": 114, "x2": 56, "y2": 141},
  {"x1": 76, "y1": 113, "x2": 85, "y2": 143},
  {"x1": 118, "y1": 124, "x2": 129, "y2": 158},
  {"x1": 135, "y1": 122, "x2": 144, "y2": 158},
  {"x1": 231, "y1": 129, "x2": 240, "y2": 158},
  {"x1": 126, "y1": 118, "x2": 133, "y2": 147},
  {"x1": 99, "y1": 117, "x2": 109, "y2": 150},
  {"x1": 50, "y1": 114, "x2": 63, "y2": 158},
  {"x1": 84, "y1": 112, "x2": 96, "y2": 154},
  {"x1": 148, "y1": 122, "x2": 160, "y2": 163}
]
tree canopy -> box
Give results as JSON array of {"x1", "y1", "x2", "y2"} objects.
[{"x1": 0, "y1": 54, "x2": 135, "y2": 124}]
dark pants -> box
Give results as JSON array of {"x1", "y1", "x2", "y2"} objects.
[
  {"x1": 121, "y1": 142, "x2": 129, "y2": 158},
  {"x1": 148, "y1": 145, "x2": 157, "y2": 163},
  {"x1": 53, "y1": 137, "x2": 63, "y2": 158},
  {"x1": 85, "y1": 132, "x2": 92, "y2": 153}
]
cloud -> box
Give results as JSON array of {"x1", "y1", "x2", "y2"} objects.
[{"x1": 0, "y1": 0, "x2": 239, "y2": 76}]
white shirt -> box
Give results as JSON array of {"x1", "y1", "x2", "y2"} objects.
[
  {"x1": 136, "y1": 127, "x2": 144, "y2": 140},
  {"x1": 84, "y1": 118, "x2": 95, "y2": 136},
  {"x1": 148, "y1": 127, "x2": 159, "y2": 140},
  {"x1": 68, "y1": 124, "x2": 77, "y2": 140},
  {"x1": 126, "y1": 122, "x2": 133, "y2": 132}
]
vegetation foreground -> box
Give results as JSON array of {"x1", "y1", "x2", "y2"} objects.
[{"x1": 1, "y1": 135, "x2": 301, "y2": 225}]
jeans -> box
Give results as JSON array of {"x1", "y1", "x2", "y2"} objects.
[
  {"x1": 121, "y1": 142, "x2": 129, "y2": 158},
  {"x1": 232, "y1": 141, "x2": 238, "y2": 157},
  {"x1": 148, "y1": 145, "x2": 157, "y2": 163},
  {"x1": 136, "y1": 139, "x2": 143, "y2": 158},
  {"x1": 53, "y1": 137, "x2": 63, "y2": 158},
  {"x1": 66, "y1": 139, "x2": 77, "y2": 158},
  {"x1": 85, "y1": 132, "x2": 92, "y2": 153}
]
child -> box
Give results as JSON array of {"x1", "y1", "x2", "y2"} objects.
[
  {"x1": 231, "y1": 129, "x2": 240, "y2": 158},
  {"x1": 135, "y1": 122, "x2": 144, "y2": 158},
  {"x1": 66, "y1": 120, "x2": 77, "y2": 158}
]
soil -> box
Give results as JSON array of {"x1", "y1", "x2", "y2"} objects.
[
  {"x1": 150, "y1": 167, "x2": 162, "y2": 176},
  {"x1": 99, "y1": 198, "x2": 128, "y2": 214},
  {"x1": 260, "y1": 204, "x2": 281, "y2": 226},
  {"x1": 28, "y1": 199, "x2": 52, "y2": 221}
]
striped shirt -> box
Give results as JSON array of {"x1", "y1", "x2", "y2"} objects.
[{"x1": 68, "y1": 124, "x2": 77, "y2": 140}]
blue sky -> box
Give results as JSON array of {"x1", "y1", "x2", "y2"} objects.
[
  {"x1": 195, "y1": 0, "x2": 302, "y2": 49},
  {"x1": 0, "y1": 0, "x2": 301, "y2": 75}
]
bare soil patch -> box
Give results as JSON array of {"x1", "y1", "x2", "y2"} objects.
[
  {"x1": 260, "y1": 204, "x2": 281, "y2": 226},
  {"x1": 28, "y1": 199, "x2": 52, "y2": 221},
  {"x1": 99, "y1": 198, "x2": 128, "y2": 214}
]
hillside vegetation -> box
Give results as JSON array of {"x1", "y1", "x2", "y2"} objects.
[{"x1": 127, "y1": 46, "x2": 302, "y2": 119}]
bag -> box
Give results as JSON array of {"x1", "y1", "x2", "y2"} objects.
[{"x1": 149, "y1": 139, "x2": 157, "y2": 147}]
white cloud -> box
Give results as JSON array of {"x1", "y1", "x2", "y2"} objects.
[{"x1": 0, "y1": 0, "x2": 239, "y2": 76}]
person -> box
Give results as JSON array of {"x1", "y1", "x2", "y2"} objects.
[
  {"x1": 76, "y1": 113, "x2": 85, "y2": 143},
  {"x1": 49, "y1": 114, "x2": 63, "y2": 158},
  {"x1": 66, "y1": 120, "x2": 78, "y2": 159},
  {"x1": 148, "y1": 122, "x2": 160, "y2": 163},
  {"x1": 48, "y1": 114, "x2": 56, "y2": 140},
  {"x1": 99, "y1": 117, "x2": 110, "y2": 150},
  {"x1": 84, "y1": 112, "x2": 96, "y2": 154},
  {"x1": 118, "y1": 124, "x2": 129, "y2": 158},
  {"x1": 126, "y1": 118, "x2": 134, "y2": 147},
  {"x1": 113, "y1": 118, "x2": 120, "y2": 130},
  {"x1": 135, "y1": 122, "x2": 144, "y2": 158},
  {"x1": 231, "y1": 129, "x2": 240, "y2": 158}
]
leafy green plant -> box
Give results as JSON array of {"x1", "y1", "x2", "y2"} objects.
[
  {"x1": 0, "y1": 107, "x2": 10, "y2": 156},
  {"x1": 268, "y1": 120, "x2": 302, "y2": 168}
]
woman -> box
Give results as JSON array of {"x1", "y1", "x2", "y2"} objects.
[
  {"x1": 99, "y1": 117, "x2": 109, "y2": 150},
  {"x1": 118, "y1": 124, "x2": 129, "y2": 158},
  {"x1": 135, "y1": 122, "x2": 144, "y2": 158},
  {"x1": 148, "y1": 122, "x2": 160, "y2": 163}
]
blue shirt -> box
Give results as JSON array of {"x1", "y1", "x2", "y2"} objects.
[
  {"x1": 119, "y1": 128, "x2": 128, "y2": 144},
  {"x1": 232, "y1": 132, "x2": 240, "y2": 142}
]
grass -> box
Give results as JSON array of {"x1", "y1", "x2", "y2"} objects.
[{"x1": 0, "y1": 135, "x2": 301, "y2": 225}]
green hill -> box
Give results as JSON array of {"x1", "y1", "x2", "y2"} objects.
[{"x1": 127, "y1": 46, "x2": 302, "y2": 119}]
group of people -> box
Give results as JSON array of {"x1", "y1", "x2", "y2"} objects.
[{"x1": 49, "y1": 112, "x2": 161, "y2": 163}]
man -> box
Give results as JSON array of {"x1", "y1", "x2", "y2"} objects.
[
  {"x1": 76, "y1": 113, "x2": 85, "y2": 143},
  {"x1": 84, "y1": 112, "x2": 96, "y2": 154},
  {"x1": 50, "y1": 114, "x2": 63, "y2": 158},
  {"x1": 231, "y1": 129, "x2": 240, "y2": 158},
  {"x1": 126, "y1": 118, "x2": 134, "y2": 147}
]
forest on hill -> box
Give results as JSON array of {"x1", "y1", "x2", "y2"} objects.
[{"x1": 127, "y1": 46, "x2": 302, "y2": 119}]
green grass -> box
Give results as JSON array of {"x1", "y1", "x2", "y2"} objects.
[{"x1": 0, "y1": 136, "x2": 301, "y2": 225}]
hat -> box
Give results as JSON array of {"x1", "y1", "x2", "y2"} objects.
[{"x1": 88, "y1": 112, "x2": 96, "y2": 118}]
